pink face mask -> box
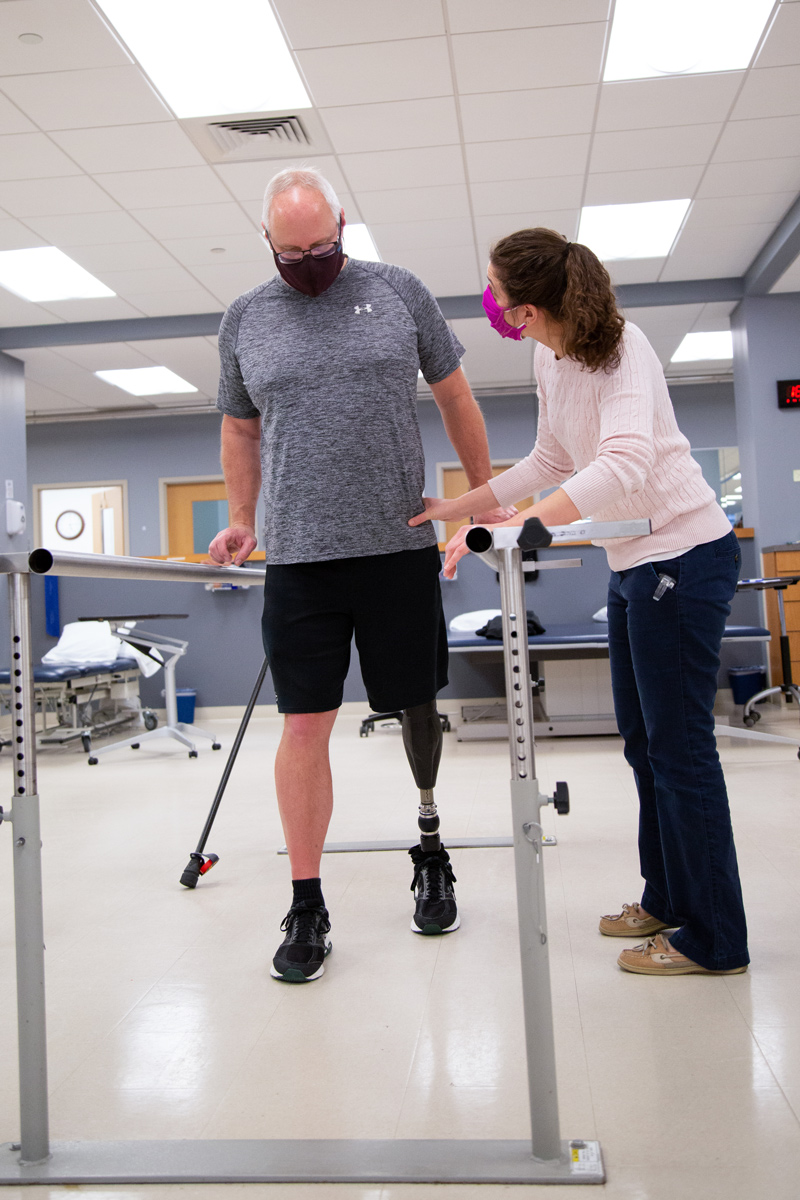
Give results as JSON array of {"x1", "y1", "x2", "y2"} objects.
[{"x1": 482, "y1": 285, "x2": 526, "y2": 341}]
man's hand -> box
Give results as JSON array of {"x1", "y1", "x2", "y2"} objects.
[{"x1": 208, "y1": 523, "x2": 257, "y2": 566}]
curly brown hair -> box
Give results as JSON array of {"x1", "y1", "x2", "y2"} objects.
[{"x1": 490, "y1": 227, "x2": 625, "y2": 372}]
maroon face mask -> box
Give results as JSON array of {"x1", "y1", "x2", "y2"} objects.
[{"x1": 270, "y1": 225, "x2": 346, "y2": 297}]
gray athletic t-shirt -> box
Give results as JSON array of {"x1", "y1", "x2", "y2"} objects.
[{"x1": 216, "y1": 258, "x2": 465, "y2": 564}]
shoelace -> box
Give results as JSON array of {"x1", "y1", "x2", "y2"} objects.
[
  {"x1": 409, "y1": 853, "x2": 456, "y2": 898},
  {"x1": 280, "y1": 905, "x2": 330, "y2": 942}
]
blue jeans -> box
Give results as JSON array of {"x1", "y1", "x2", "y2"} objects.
[{"x1": 607, "y1": 530, "x2": 749, "y2": 970}]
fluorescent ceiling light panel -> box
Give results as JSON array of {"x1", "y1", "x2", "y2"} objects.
[
  {"x1": 95, "y1": 0, "x2": 311, "y2": 118},
  {"x1": 604, "y1": 0, "x2": 774, "y2": 82},
  {"x1": 95, "y1": 367, "x2": 198, "y2": 395},
  {"x1": 343, "y1": 224, "x2": 381, "y2": 263},
  {"x1": 671, "y1": 331, "x2": 733, "y2": 362},
  {"x1": 0, "y1": 247, "x2": 115, "y2": 302},
  {"x1": 578, "y1": 199, "x2": 690, "y2": 260}
]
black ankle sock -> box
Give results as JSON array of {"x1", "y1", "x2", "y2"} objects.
[{"x1": 292, "y1": 877, "x2": 324, "y2": 908}]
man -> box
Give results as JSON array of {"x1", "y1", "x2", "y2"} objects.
[{"x1": 210, "y1": 166, "x2": 510, "y2": 983}]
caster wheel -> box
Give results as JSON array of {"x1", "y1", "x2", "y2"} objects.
[
  {"x1": 81, "y1": 734, "x2": 91, "y2": 753},
  {"x1": 440, "y1": 716, "x2": 451, "y2": 733},
  {"x1": 212, "y1": 742, "x2": 221, "y2": 750},
  {"x1": 143, "y1": 711, "x2": 158, "y2": 731},
  {"x1": 88, "y1": 757, "x2": 98, "y2": 766},
  {"x1": 189, "y1": 750, "x2": 198, "y2": 759},
  {"x1": 743, "y1": 713, "x2": 760, "y2": 727},
  {"x1": 131, "y1": 742, "x2": 140, "y2": 750}
]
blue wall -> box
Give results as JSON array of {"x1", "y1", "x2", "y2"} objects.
[{"x1": 18, "y1": 380, "x2": 755, "y2": 707}]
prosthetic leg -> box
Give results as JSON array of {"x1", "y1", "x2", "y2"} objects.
[{"x1": 402, "y1": 701, "x2": 458, "y2": 934}]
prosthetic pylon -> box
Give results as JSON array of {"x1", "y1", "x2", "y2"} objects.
[{"x1": 402, "y1": 701, "x2": 443, "y2": 852}]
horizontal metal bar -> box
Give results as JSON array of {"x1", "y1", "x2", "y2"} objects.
[
  {"x1": 615, "y1": 278, "x2": 744, "y2": 308},
  {"x1": 0, "y1": 1138, "x2": 604, "y2": 1185},
  {"x1": 0, "y1": 553, "x2": 30, "y2": 575},
  {"x1": 278, "y1": 836, "x2": 517, "y2": 854},
  {"x1": 21, "y1": 548, "x2": 265, "y2": 585},
  {"x1": 525, "y1": 558, "x2": 582, "y2": 571},
  {"x1": 0, "y1": 312, "x2": 224, "y2": 350},
  {"x1": 546, "y1": 519, "x2": 652, "y2": 542}
]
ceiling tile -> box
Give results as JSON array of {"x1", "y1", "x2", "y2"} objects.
[
  {"x1": 755, "y1": 3, "x2": 800, "y2": 68},
  {"x1": 23, "y1": 210, "x2": 152, "y2": 246},
  {"x1": 276, "y1": 0, "x2": 445, "y2": 47},
  {"x1": 691, "y1": 301, "x2": 737, "y2": 331},
  {"x1": 340, "y1": 145, "x2": 465, "y2": 192},
  {"x1": 648, "y1": 334, "x2": 685, "y2": 368},
  {"x1": 0, "y1": 66, "x2": 171, "y2": 131},
  {"x1": 688, "y1": 192, "x2": 797, "y2": 228},
  {"x1": 732, "y1": 65, "x2": 800, "y2": 121},
  {"x1": 20, "y1": 350, "x2": 125, "y2": 404},
  {"x1": 95, "y1": 166, "x2": 231, "y2": 210},
  {"x1": 214, "y1": 156, "x2": 349, "y2": 202},
  {"x1": 583, "y1": 165, "x2": 704, "y2": 206},
  {"x1": 470, "y1": 176, "x2": 584, "y2": 216},
  {"x1": 0, "y1": 175, "x2": 119, "y2": 218},
  {"x1": 67, "y1": 240, "x2": 179, "y2": 273},
  {"x1": 0, "y1": 290, "x2": 61, "y2": 326},
  {"x1": 159, "y1": 233, "x2": 268, "y2": 268},
  {"x1": 446, "y1": 0, "x2": 611, "y2": 34},
  {"x1": 36, "y1": 297, "x2": 144, "y2": 322},
  {"x1": 356, "y1": 184, "x2": 471, "y2": 224},
  {"x1": 131, "y1": 203, "x2": 257, "y2": 240},
  {"x1": 0, "y1": 132, "x2": 85, "y2": 180},
  {"x1": 606, "y1": 258, "x2": 667, "y2": 285},
  {"x1": 465, "y1": 134, "x2": 590, "y2": 184},
  {"x1": 590, "y1": 124, "x2": 721, "y2": 174},
  {"x1": 55, "y1": 342, "x2": 155, "y2": 370},
  {"x1": 697, "y1": 156, "x2": 800, "y2": 198},
  {"x1": 451, "y1": 24, "x2": 607, "y2": 94},
  {"x1": 296, "y1": 38, "x2": 452, "y2": 107},
  {"x1": 474, "y1": 209, "x2": 580, "y2": 252},
  {"x1": 0, "y1": 90, "x2": 36, "y2": 135},
  {"x1": 596, "y1": 74, "x2": 743, "y2": 132},
  {"x1": 24, "y1": 381, "x2": 91, "y2": 414},
  {"x1": 0, "y1": 216, "x2": 46, "y2": 251},
  {"x1": 189, "y1": 260, "x2": 277, "y2": 305},
  {"x1": 660, "y1": 222, "x2": 775, "y2": 280},
  {"x1": 132, "y1": 337, "x2": 221, "y2": 395},
  {"x1": 449, "y1": 316, "x2": 535, "y2": 386},
  {"x1": 714, "y1": 115, "x2": 800, "y2": 163},
  {"x1": 0, "y1": 0, "x2": 132, "y2": 75},
  {"x1": 120, "y1": 288, "x2": 223, "y2": 317},
  {"x1": 321, "y1": 97, "x2": 460, "y2": 154},
  {"x1": 370, "y1": 217, "x2": 475, "y2": 257},
  {"x1": 459, "y1": 85, "x2": 597, "y2": 142},
  {"x1": 97, "y1": 265, "x2": 207, "y2": 297},
  {"x1": 373, "y1": 244, "x2": 481, "y2": 295},
  {"x1": 51, "y1": 124, "x2": 205, "y2": 175},
  {"x1": 621, "y1": 304, "x2": 704, "y2": 334}
]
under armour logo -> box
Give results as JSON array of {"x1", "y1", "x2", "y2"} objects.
[{"x1": 354, "y1": 304, "x2": 373, "y2": 314}]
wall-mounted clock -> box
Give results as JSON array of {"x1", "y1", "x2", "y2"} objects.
[{"x1": 55, "y1": 509, "x2": 85, "y2": 540}]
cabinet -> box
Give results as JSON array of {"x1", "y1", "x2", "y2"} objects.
[{"x1": 760, "y1": 546, "x2": 800, "y2": 685}]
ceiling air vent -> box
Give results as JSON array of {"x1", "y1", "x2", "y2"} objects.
[{"x1": 181, "y1": 109, "x2": 332, "y2": 163}]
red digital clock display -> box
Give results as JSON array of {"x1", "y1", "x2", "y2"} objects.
[{"x1": 777, "y1": 380, "x2": 800, "y2": 409}]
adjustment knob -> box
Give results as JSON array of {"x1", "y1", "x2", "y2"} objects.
[{"x1": 553, "y1": 781, "x2": 570, "y2": 815}]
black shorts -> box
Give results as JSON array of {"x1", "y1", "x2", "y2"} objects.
[{"x1": 262, "y1": 545, "x2": 449, "y2": 714}]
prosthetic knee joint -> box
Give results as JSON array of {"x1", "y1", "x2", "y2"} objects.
[{"x1": 402, "y1": 701, "x2": 443, "y2": 852}]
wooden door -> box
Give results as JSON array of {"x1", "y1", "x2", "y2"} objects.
[
  {"x1": 440, "y1": 466, "x2": 533, "y2": 545},
  {"x1": 166, "y1": 481, "x2": 229, "y2": 561}
]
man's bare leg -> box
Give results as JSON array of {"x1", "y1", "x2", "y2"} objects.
[{"x1": 274, "y1": 708, "x2": 338, "y2": 879}]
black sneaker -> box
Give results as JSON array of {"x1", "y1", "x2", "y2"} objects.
[
  {"x1": 408, "y1": 844, "x2": 460, "y2": 935},
  {"x1": 270, "y1": 901, "x2": 332, "y2": 982}
]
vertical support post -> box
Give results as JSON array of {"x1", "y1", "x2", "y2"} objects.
[
  {"x1": 7, "y1": 571, "x2": 50, "y2": 1164},
  {"x1": 497, "y1": 546, "x2": 562, "y2": 1163}
]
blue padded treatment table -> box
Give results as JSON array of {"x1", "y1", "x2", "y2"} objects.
[
  {"x1": 0, "y1": 658, "x2": 139, "y2": 684},
  {"x1": 448, "y1": 622, "x2": 770, "y2": 654}
]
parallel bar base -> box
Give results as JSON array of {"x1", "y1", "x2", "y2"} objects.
[
  {"x1": 456, "y1": 717, "x2": 619, "y2": 740},
  {"x1": 277, "y1": 836, "x2": 558, "y2": 854},
  {"x1": 0, "y1": 1139, "x2": 604, "y2": 1185},
  {"x1": 714, "y1": 721, "x2": 800, "y2": 749}
]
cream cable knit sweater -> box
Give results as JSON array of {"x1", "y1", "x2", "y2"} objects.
[{"x1": 488, "y1": 323, "x2": 731, "y2": 572}]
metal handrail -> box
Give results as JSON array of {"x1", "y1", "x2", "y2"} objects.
[{"x1": 9, "y1": 547, "x2": 267, "y2": 585}]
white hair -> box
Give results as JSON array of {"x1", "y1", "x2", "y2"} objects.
[{"x1": 261, "y1": 166, "x2": 341, "y2": 230}]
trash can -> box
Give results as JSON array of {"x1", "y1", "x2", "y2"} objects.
[
  {"x1": 728, "y1": 667, "x2": 766, "y2": 706},
  {"x1": 175, "y1": 688, "x2": 197, "y2": 724}
]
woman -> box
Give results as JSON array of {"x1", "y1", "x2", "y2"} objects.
[{"x1": 410, "y1": 227, "x2": 748, "y2": 977}]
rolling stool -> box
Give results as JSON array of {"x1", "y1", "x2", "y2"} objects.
[{"x1": 736, "y1": 575, "x2": 800, "y2": 726}]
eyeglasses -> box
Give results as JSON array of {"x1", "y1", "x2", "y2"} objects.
[{"x1": 267, "y1": 222, "x2": 342, "y2": 265}]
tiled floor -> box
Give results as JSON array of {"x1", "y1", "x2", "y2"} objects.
[{"x1": 1, "y1": 704, "x2": 800, "y2": 1198}]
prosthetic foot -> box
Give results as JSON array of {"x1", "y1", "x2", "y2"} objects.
[{"x1": 402, "y1": 702, "x2": 459, "y2": 934}]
